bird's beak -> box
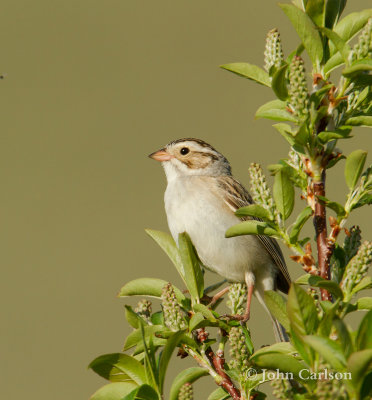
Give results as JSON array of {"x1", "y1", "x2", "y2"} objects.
[{"x1": 148, "y1": 148, "x2": 173, "y2": 162}]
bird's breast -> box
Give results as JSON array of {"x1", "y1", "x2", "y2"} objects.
[{"x1": 164, "y1": 177, "x2": 274, "y2": 282}]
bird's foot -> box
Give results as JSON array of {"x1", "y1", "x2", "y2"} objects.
[
  {"x1": 201, "y1": 294, "x2": 213, "y2": 304},
  {"x1": 220, "y1": 312, "x2": 250, "y2": 323}
]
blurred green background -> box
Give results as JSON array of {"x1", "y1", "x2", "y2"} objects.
[{"x1": 0, "y1": 1, "x2": 371, "y2": 399}]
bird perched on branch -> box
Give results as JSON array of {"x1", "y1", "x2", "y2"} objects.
[{"x1": 149, "y1": 138, "x2": 290, "y2": 342}]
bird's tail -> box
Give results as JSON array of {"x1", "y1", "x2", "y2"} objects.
[{"x1": 255, "y1": 289, "x2": 289, "y2": 342}]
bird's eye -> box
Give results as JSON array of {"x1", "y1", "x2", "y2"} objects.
[{"x1": 180, "y1": 147, "x2": 189, "y2": 155}]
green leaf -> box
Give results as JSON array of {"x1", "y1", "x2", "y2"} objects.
[
  {"x1": 151, "y1": 312, "x2": 164, "y2": 326},
  {"x1": 178, "y1": 232, "x2": 204, "y2": 302},
  {"x1": 287, "y1": 284, "x2": 318, "y2": 337},
  {"x1": 324, "y1": 52, "x2": 344, "y2": 74},
  {"x1": 361, "y1": 371, "x2": 372, "y2": 400},
  {"x1": 351, "y1": 276, "x2": 372, "y2": 295},
  {"x1": 343, "y1": 59, "x2": 372, "y2": 77},
  {"x1": 317, "y1": 195, "x2": 346, "y2": 218},
  {"x1": 123, "y1": 325, "x2": 166, "y2": 351},
  {"x1": 169, "y1": 367, "x2": 208, "y2": 400},
  {"x1": 306, "y1": 0, "x2": 325, "y2": 27},
  {"x1": 241, "y1": 325, "x2": 254, "y2": 355},
  {"x1": 305, "y1": 275, "x2": 343, "y2": 299},
  {"x1": 319, "y1": 27, "x2": 350, "y2": 62},
  {"x1": 125, "y1": 306, "x2": 145, "y2": 329},
  {"x1": 289, "y1": 206, "x2": 312, "y2": 243},
  {"x1": 133, "y1": 339, "x2": 168, "y2": 357},
  {"x1": 158, "y1": 331, "x2": 185, "y2": 392},
  {"x1": 333, "y1": 318, "x2": 353, "y2": 357},
  {"x1": 273, "y1": 168, "x2": 294, "y2": 220},
  {"x1": 220, "y1": 63, "x2": 271, "y2": 87},
  {"x1": 304, "y1": 335, "x2": 347, "y2": 371},
  {"x1": 271, "y1": 64, "x2": 289, "y2": 100},
  {"x1": 302, "y1": 275, "x2": 342, "y2": 299},
  {"x1": 293, "y1": 123, "x2": 311, "y2": 146},
  {"x1": 140, "y1": 325, "x2": 159, "y2": 390},
  {"x1": 122, "y1": 384, "x2": 159, "y2": 400},
  {"x1": 353, "y1": 193, "x2": 372, "y2": 210},
  {"x1": 97, "y1": 355, "x2": 146, "y2": 386},
  {"x1": 207, "y1": 388, "x2": 230, "y2": 400},
  {"x1": 345, "y1": 150, "x2": 367, "y2": 190},
  {"x1": 225, "y1": 220, "x2": 278, "y2": 238},
  {"x1": 353, "y1": 86, "x2": 370, "y2": 109},
  {"x1": 189, "y1": 312, "x2": 206, "y2": 331},
  {"x1": 279, "y1": 3, "x2": 323, "y2": 67},
  {"x1": 333, "y1": 9, "x2": 372, "y2": 54},
  {"x1": 356, "y1": 310, "x2": 372, "y2": 350},
  {"x1": 252, "y1": 342, "x2": 296, "y2": 357},
  {"x1": 290, "y1": 326, "x2": 313, "y2": 366},
  {"x1": 295, "y1": 274, "x2": 312, "y2": 285},
  {"x1": 256, "y1": 99, "x2": 298, "y2": 122},
  {"x1": 273, "y1": 123, "x2": 296, "y2": 146},
  {"x1": 89, "y1": 354, "x2": 139, "y2": 383},
  {"x1": 145, "y1": 229, "x2": 184, "y2": 280},
  {"x1": 235, "y1": 204, "x2": 273, "y2": 221},
  {"x1": 345, "y1": 116, "x2": 372, "y2": 127},
  {"x1": 325, "y1": 0, "x2": 346, "y2": 29},
  {"x1": 356, "y1": 297, "x2": 372, "y2": 310},
  {"x1": 290, "y1": 0, "x2": 306, "y2": 10},
  {"x1": 90, "y1": 382, "x2": 139, "y2": 400},
  {"x1": 317, "y1": 128, "x2": 352, "y2": 144},
  {"x1": 264, "y1": 290, "x2": 290, "y2": 331},
  {"x1": 251, "y1": 352, "x2": 309, "y2": 384},
  {"x1": 193, "y1": 303, "x2": 218, "y2": 323},
  {"x1": 317, "y1": 300, "x2": 340, "y2": 337},
  {"x1": 118, "y1": 278, "x2": 185, "y2": 303},
  {"x1": 347, "y1": 350, "x2": 372, "y2": 392}
]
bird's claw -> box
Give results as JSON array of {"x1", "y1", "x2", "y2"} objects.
[{"x1": 220, "y1": 313, "x2": 250, "y2": 323}]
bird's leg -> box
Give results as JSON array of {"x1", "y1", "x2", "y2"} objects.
[
  {"x1": 241, "y1": 283, "x2": 254, "y2": 321},
  {"x1": 207, "y1": 286, "x2": 230, "y2": 307},
  {"x1": 221, "y1": 272, "x2": 255, "y2": 323},
  {"x1": 221, "y1": 284, "x2": 253, "y2": 322}
]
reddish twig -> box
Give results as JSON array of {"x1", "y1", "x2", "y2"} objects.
[
  {"x1": 313, "y1": 173, "x2": 332, "y2": 301},
  {"x1": 206, "y1": 347, "x2": 241, "y2": 400}
]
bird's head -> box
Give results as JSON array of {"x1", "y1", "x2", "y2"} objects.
[{"x1": 148, "y1": 138, "x2": 231, "y2": 180}]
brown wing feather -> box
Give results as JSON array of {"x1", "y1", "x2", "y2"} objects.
[{"x1": 216, "y1": 176, "x2": 291, "y2": 293}]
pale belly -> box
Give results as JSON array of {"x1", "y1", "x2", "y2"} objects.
[{"x1": 164, "y1": 176, "x2": 276, "y2": 286}]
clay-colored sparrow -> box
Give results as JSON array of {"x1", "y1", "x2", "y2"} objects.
[{"x1": 149, "y1": 138, "x2": 290, "y2": 341}]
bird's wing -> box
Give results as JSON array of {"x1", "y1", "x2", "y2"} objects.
[{"x1": 215, "y1": 175, "x2": 291, "y2": 293}]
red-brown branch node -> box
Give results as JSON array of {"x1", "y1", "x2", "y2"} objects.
[{"x1": 206, "y1": 348, "x2": 241, "y2": 400}]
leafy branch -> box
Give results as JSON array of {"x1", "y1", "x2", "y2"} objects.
[{"x1": 88, "y1": 1, "x2": 372, "y2": 399}]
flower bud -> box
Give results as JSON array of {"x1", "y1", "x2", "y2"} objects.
[
  {"x1": 315, "y1": 376, "x2": 347, "y2": 400},
  {"x1": 178, "y1": 383, "x2": 193, "y2": 400},
  {"x1": 341, "y1": 241, "x2": 372, "y2": 294},
  {"x1": 228, "y1": 327, "x2": 250, "y2": 374},
  {"x1": 161, "y1": 283, "x2": 187, "y2": 331},
  {"x1": 135, "y1": 299, "x2": 152, "y2": 322},
  {"x1": 271, "y1": 379, "x2": 292, "y2": 400},
  {"x1": 350, "y1": 18, "x2": 372, "y2": 62},
  {"x1": 249, "y1": 163, "x2": 280, "y2": 222},
  {"x1": 264, "y1": 28, "x2": 284, "y2": 73},
  {"x1": 227, "y1": 283, "x2": 247, "y2": 315},
  {"x1": 288, "y1": 56, "x2": 309, "y2": 119}
]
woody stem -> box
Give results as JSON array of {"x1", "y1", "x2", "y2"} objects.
[{"x1": 313, "y1": 170, "x2": 332, "y2": 301}]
